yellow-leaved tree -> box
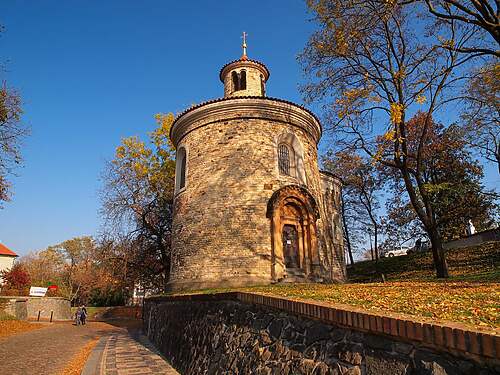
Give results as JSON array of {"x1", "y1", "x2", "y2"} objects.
[
  {"x1": 100, "y1": 113, "x2": 175, "y2": 291},
  {"x1": 300, "y1": 0, "x2": 487, "y2": 278}
]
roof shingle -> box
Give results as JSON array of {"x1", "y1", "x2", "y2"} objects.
[{"x1": 0, "y1": 243, "x2": 18, "y2": 257}]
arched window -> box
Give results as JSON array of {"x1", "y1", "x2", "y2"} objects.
[
  {"x1": 277, "y1": 133, "x2": 306, "y2": 183},
  {"x1": 240, "y1": 70, "x2": 247, "y2": 90},
  {"x1": 232, "y1": 71, "x2": 239, "y2": 92},
  {"x1": 278, "y1": 144, "x2": 291, "y2": 175},
  {"x1": 175, "y1": 147, "x2": 187, "y2": 192},
  {"x1": 231, "y1": 70, "x2": 247, "y2": 93}
]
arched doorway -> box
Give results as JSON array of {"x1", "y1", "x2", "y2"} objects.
[{"x1": 267, "y1": 185, "x2": 320, "y2": 281}]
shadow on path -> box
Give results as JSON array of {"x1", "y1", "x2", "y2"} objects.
[{"x1": 82, "y1": 319, "x2": 179, "y2": 375}]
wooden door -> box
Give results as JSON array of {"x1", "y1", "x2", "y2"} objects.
[{"x1": 282, "y1": 224, "x2": 299, "y2": 268}]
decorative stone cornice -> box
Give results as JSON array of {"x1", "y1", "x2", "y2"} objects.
[{"x1": 170, "y1": 97, "x2": 322, "y2": 146}]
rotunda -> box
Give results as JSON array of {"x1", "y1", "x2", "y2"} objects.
[{"x1": 168, "y1": 39, "x2": 345, "y2": 291}]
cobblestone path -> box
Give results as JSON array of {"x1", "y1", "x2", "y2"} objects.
[
  {"x1": 85, "y1": 331, "x2": 179, "y2": 375},
  {"x1": 0, "y1": 321, "x2": 120, "y2": 375}
]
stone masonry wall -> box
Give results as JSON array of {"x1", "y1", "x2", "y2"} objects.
[
  {"x1": 0, "y1": 296, "x2": 72, "y2": 320},
  {"x1": 144, "y1": 294, "x2": 499, "y2": 375},
  {"x1": 319, "y1": 173, "x2": 346, "y2": 281},
  {"x1": 169, "y1": 102, "x2": 343, "y2": 290}
]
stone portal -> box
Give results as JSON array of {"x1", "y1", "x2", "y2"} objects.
[{"x1": 267, "y1": 185, "x2": 320, "y2": 281}]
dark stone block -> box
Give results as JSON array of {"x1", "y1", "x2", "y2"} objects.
[
  {"x1": 252, "y1": 314, "x2": 274, "y2": 330},
  {"x1": 365, "y1": 351, "x2": 410, "y2": 375},
  {"x1": 313, "y1": 362, "x2": 330, "y2": 375},
  {"x1": 393, "y1": 341, "x2": 413, "y2": 355},
  {"x1": 268, "y1": 319, "x2": 284, "y2": 339},
  {"x1": 330, "y1": 328, "x2": 346, "y2": 343},
  {"x1": 414, "y1": 349, "x2": 461, "y2": 375},
  {"x1": 306, "y1": 323, "x2": 331, "y2": 346},
  {"x1": 365, "y1": 334, "x2": 393, "y2": 351}
]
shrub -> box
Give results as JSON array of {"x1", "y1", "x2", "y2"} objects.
[
  {"x1": 88, "y1": 288, "x2": 128, "y2": 307},
  {"x1": 0, "y1": 264, "x2": 30, "y2": 291}
]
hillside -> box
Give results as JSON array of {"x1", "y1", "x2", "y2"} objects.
[{"x1": 347, "y1": 241, "x2": 500, "y2": 283}]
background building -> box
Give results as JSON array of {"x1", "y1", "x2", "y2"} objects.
[{"x1": 0, "y1": 243, "x2": 18, "y2": 282}]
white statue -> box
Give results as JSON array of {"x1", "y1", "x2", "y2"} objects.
[{"x1": 466, "y1": 219, "x2": 476, "y2": 236}]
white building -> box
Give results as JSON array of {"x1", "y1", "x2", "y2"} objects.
[{"x1": 0, "y1": 243, "x2": 18, "y2": 282}]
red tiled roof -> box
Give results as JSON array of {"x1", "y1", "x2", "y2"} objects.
[{"x1": 0, "y1": 243, "x2": 18, "y2": 257}]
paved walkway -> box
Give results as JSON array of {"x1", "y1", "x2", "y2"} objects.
[
  {"x1": 83, "y1": 331, "x2": 179, "y2": 375},
  {"x1": 0, "y1": 321, "x2": 179, "y2": 375},
  {"x1": 0, "y1": 321, "x2": 120, "y2": 375}
]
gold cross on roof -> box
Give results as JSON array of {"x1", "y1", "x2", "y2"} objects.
[{"x1": 241, "y1": 31, "x2": 247, "y2": 57}]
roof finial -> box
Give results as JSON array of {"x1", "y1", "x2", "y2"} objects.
[{"x1": 241, "y1": 32, "x2": 248, "y2": 59}]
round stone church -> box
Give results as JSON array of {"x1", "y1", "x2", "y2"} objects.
[{"x1": 168, "y1": 45, "x2": 345, "y2": 291}]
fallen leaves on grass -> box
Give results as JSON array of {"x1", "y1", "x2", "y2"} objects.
[
  {"x1": 241, "y1": 281, "x2": 500, "y2": 329},
  {"x1": 58, "y1": 338, "x2": 99, "y2": 375},
  {"x1": 348, "y1": 242, "x2": 500, "y2": 283},
  {"x1": 0, "y1": 320, "x2": 44, "y2": 339}
]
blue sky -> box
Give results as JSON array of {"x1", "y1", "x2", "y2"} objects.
[
  {"x1": 0, "y1": 1, "x2": 318, "y2": 255},
  {"x1": 0, "y1": 1, "x2": 498, "y2": 256}
]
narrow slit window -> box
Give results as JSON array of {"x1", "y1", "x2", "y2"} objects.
[
  {"x1": 240, "y1": 70, "x2": 247, "y2": 90},
  {"x1": 179, "y1": 152, "x2": 186, "y2": 189},
  {"x1": 278, "y1": 144, "x2": 291, "y2": 175},
  {"x1": 176, "y1": 147, "x2": 187, "y2": 192},
  {"x1": 232, "y1": 71, "x2": 239, "y2": 92}
]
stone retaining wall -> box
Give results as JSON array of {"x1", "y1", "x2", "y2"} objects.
[
  {"x1": 443, "y1": 229, "x2": 500, "y2": 250},
  {"x1": 144, "y1": 293, "x2": 499, "y2": 375},
  {"x1": 0, "y1": 296, "x2": 72, "y2": 321}
]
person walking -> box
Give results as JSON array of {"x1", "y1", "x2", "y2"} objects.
[
  {"x1": 75, "y1": 307, "x2": 82, "y2": 326},
  {"x1": 81, "y1": 305, "x2": 87, "y2": 325}
]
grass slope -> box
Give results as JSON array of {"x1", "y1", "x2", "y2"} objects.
[{"x1": 348, "y1": 241, "x2": 500, "y2": 283}]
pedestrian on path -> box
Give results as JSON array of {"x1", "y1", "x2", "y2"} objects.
[
  {"x1": 81, "y1": 305, "x2": 87, "y2": 325},
  {"x1": 75, "y1": 307, "x2": 82, "y2": 326}
]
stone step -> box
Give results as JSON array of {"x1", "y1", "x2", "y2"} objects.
[{"x1": 285, "y1": 268, "x2": 306, "y2": 277}]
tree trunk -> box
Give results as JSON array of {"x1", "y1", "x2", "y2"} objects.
[
  {"x1": 369, "y1": 234, "x2": 374, "y2": 261},
  {"x1": 398, "y1": 164, "x2": 449, "y2": 278},
  {"x1": 341, "y1": 193, "x2": 355, "y2": 265},
  {"x1": 427, "y1": 225, "x2": 449, "y2": 278},
  {"x1": 373, "y1": 225, "x2": 379, "y2": 261}
]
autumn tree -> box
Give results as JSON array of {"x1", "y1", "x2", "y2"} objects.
[
  {"x1": 373, "y1": 1, "x2": 499, "y2": 57},
  {"x1": 461, "y1": 62, "x2": 500, "y2": 173},
  {"x1": 20, "y1": 247, "x2": 64, "y2": 287},
  {"x1": 0, "y1": 26, "x2": 28, "y2": 205},
  {"x1": 300, "y1": 1, "x2": 482, "y2": 277},
  {"x1": 45, "y1": 236, "x2": 101, "y2": 302},
  {"x1": 100, "y1": 113, "x2": 176, "y2": 291},
  {"x1": 381, "y1": 113, "x2": 498, "y2": 241},
  {"x1": 20, "y1": 236, "x2": 129, "y2": 304},
  {"x1": 0, "y1": 263, "x2": 30, "y2": 292},
  {"x1": 381, "y1": 197, "x2": 425, "y2": 249},
  {"x1": 323, "y1": 151, "x2": 385, "y2": 263}
]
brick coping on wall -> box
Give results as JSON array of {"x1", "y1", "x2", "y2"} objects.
[{"x1": 147, "y1": 291, "x2": 499, "y2": 361}]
